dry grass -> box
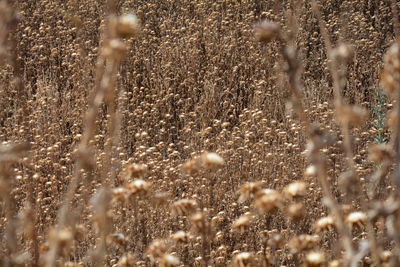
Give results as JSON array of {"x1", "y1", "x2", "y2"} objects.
[{"x1": 0, "y1": 0, "x2": 400, "y2": 266}]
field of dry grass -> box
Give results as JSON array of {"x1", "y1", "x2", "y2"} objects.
[{"x1": 1, "y1": 0, "x2": 400, "y2": 266}]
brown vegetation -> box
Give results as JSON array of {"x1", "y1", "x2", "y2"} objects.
[{"x1": 0, "y1": 0, "x2": 400, "y2": 266}]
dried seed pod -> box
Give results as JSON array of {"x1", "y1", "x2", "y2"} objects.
[{"x1": 330, "y1": 43, "x2": 354, "y2": 64}]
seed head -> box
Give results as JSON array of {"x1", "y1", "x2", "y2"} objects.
[
  {"x1": 305, "y1": 251, "x2": 326, "y2": 267},
  {"x1": 346, "y1": 211, "x2": 367, "y2": 229},
  {"x1": 255, "y1": 20, "x2": 280, "y2": 43},
  {"x1": 171, "y1": 199, "x2": 197, "y2": 216},
  {"x1": 254, "y1": 189, "x2": 282, "y2": 214},
  {"x1": 232, "y1": 252, "x2": 254, "y2": 267},
  {"x1": 284, "y1": 181, "x2": 307, "y2": 199},
  {"x1": 115, "y1": 14, "x2": 140, "y2": 38},
  {"x1": 159, "y1": 254, "x2": 180, "y2": 267},
  {"x1": 315, "y1": 216, "x2": 335, "y2": 232}
]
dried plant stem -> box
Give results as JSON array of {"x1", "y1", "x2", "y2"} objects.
[
  {"x1": 312, "y1": 2, "x2": 381, "y2": 265},
  {"x1": 275, "y1": 16, "x2": 356, "y2": 262}
]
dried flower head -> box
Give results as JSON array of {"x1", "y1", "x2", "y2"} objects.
[
  {"x1": 170, "y1": 231, "x2": 191, "y2": 243},
  {"x1": 255, "y1": 20, "x2": 280, "y2": 43},
  {"x1": 171, "y1": 199, "x2": 197, "y2": 216},
  {"x1": 381, "y1": 43, "x2": 400, "y2": 94},
  {"x1": 286, "y1": 202, "x2": 305, "y2": 219},
  {"x1": 238, "y1": 181, "x2": 264, "y2": 203},
  {"x1": 117, "y1": 252, "x2": 136, "y2": 267},
  {"x1": 111, "y1": 187, "x2": 129, "y2": 203},
  {"x1": 158, "y1": 254, "x2": 180, "y2": 267},
  {"x1": 254, "y1": 189, "x2": 282, "y2": 214},
  {"x1": 146, "y1": 239, "x2": 167, "y2": 261},
  {"x1": 115, "y1": 14, "x2": 140, "y2": 38},
  {"x1": 315, "y1": 216, "x2": 335, "y2": 232},
  {"x1": 284, "y1": 181, "x2": 307, "y2": 199},
  {"x1": 232, "y1": 212, "x2": 252, "y2": 233},
  {"x1": 289, "y1": 234, "x2": 320, "y2": 253},
  {"x1": 232, "y1": 252, "x2": 254, "y2": 267},
  {"x1": 125, "y1": 179, "x2": 151, "y2": 196},
  {"x1": 346, "y1": 211, "x2": 367, "y2": 229},
  {"x1": 305, "y1": 251, "x2": 326, "y2": 267},
  {"x1": 181, "y1": 152, "x2": 224, "y2": 173}
]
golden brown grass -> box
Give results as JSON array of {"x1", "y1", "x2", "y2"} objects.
[{"x1": 1, "y1": 0, "x2": 400, "y2": 266}]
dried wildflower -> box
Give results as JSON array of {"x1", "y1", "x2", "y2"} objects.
[
  {"x1": 287, "y1": 202, "x2": 305, "y2": 219},
  {"x1": 305, "y1": 165, "x2": 317, "y2": 178},
  {"x1": 284, "y1": 181, "x2": 307, "y2": 199},
  {"x1": 346, "y1": 211, "x2": 367, "y2": 229},
  {"x1": 126, "y1": 163, "x2": 148, "y2": 179},
  {"x1": 201, "y1": 152, "x2": 225, "y2": 169},
  {"x1": 238, "y1": 181, "x2": 264, "y2": 203},
  {"x1": 181, "y1": 152, "x2": 224, "y2": 173},
  {"x1": 315, "y1": 216, "x2": 335, "y2": 232},
  {"x1": 232, "y1": 212, "x2": 252, "y2": 233},
  {"x1": 289, "y1": 234, "x2": 320, "y2": 253},
  {"x1": 381, "y1": 43, "x2": 400, "y2": 94},
  {"x1": 330, "y1": 43, "x2": 354, "y2": 64},
  {"x1": 158, "y1": 254, "x2": 180, "y2": 267},
  {"x1": 328, "y1": 260, "x2": 344, "y2": 267},
  {"x1": 103, "y1": 39, "x2": 126, "y2": 60},
  {"x1": 255, "y1": 20, "x2": 280, "y2": 43},
  {"x1": 115, "y1": 14, "x2": 140, "y2": 38},
  {"x1": 125, "y1": 179, "x2": 151, "y2": 195},
  {"x1": 171, "y1": 199, "x2": 197, "y2": 216},
  {"x1": 254, "y1": 189, "x2": 282, "y2": 214},
  {"x1": 170, "y1": 231, "x2": 191, "y2": 243},
  {"x1": 111, "y1": 187, "x2": 129, "y2": 203},
  {"x1": 380, "y1": 250, "x2": 392, "y2": 262},
  {"x1": 117, "y1": 253, "x2": 136, "y2": 267},
  {"x1": 232, "y1": 252, "x2": 254, "y2": 267},
  {"x1": 305, "y1": 251, "x2": 326, "y2": 267},
  {"x1": 152, "y1": 191, "x2": 169, "y2": 206},
  {"x1": 146, "y1": 239, "x2": 167, "y2": 261},
  {"x1": 190, "y1": 212, "x2": 208, "y2": 233}
]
